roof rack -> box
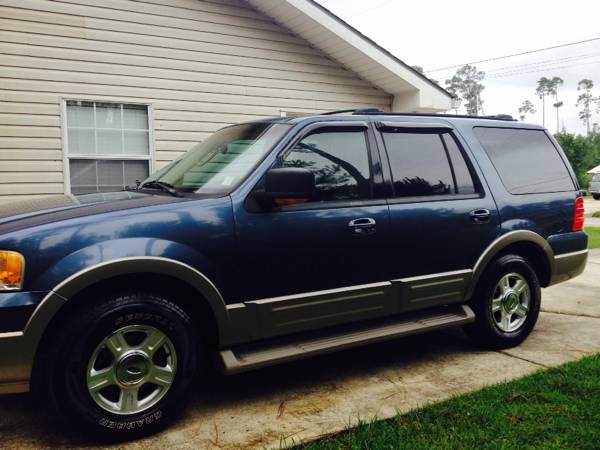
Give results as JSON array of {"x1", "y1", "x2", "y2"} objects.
[
  {"x1": 319, "y1": 108, "x2": 516, "y2": 121},
  {"x1": 321, "y1": 108, "x2": 382, "y2": 115}
]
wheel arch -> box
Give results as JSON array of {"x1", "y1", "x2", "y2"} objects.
[
  {"x1": 24, "y1": 257, "x2": 234, "y2": 387},
  {"x1": 467, "y1": 230, "x2": 554, "y2": 300}
]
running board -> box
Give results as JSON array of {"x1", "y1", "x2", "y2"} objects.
[{"x1": 218, "y1": 304, "x2": 474, "y2": 375}]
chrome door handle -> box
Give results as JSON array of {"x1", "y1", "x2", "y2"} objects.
[
  {"x1": 470, "y1": 209, "x2": 491, "y2": 224},
  {"x1": 348, "y1": 217, "x2": 376, "y2": 234}
]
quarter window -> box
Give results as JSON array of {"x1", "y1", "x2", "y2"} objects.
[
  {"x1": 382, "y1": 132, "x2": 475, "y2": 197},
  {"x1": 64, "y1": 100, "x2": 151, "y2": 195},
  {"x1": 281, "y1": 130, "x2": 371, "y2": 202},
  {"x1": 474, "y1": 127, "x2": 575, "y2": 194}
]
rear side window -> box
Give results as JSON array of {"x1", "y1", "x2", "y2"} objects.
[
  {"x1": 381, "y1": 132, "x2": 476, "y2": 197},
  {"x1": 443, "y1": 134, "x2": 477, "y2": 194},
  {"x1": 474, "y1": 127, "x2": 575, "y2": 194}
]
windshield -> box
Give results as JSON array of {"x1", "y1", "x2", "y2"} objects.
[{"x1": 142, "y1": 122, "x2": 291, "y2": 194}]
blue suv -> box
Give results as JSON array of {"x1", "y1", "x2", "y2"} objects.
[{"x1": 0, "y1": 110, "x2": 588, "y2": 437}]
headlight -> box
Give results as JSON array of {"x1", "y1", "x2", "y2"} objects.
[{"x1": 0, "y1": 251, "x2": 25, "y2": 291}]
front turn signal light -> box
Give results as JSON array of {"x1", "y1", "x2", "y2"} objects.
[{"x1": 0, "y1": 251, "x2": 25, "y2": 290}]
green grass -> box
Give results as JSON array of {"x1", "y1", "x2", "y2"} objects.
[
  {"x1": 592, "y1": 211, "x2": 600, "y2": 218},
  {"x1": 586, "y1": 227, "x2": 600, "y2": 249},
  {"x1": 296, "y1": 354, "x2": 600, "y2": 450}
]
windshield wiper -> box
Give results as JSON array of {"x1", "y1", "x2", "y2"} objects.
[{"x1": 139, "y1": 180, "x2": 183, "y2": 197}]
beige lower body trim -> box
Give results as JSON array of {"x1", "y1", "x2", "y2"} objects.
[
  {"x1": 549, "y1": 249, "x2": 588, "y2": 286},
  {"x1": 0, "y1": 380, "x2": 29, "y2": 394},
  {"x1": 0, "y1": 331, "x2": 32, "y2": 393}
]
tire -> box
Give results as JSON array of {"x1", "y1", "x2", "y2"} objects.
[
  {"x1": 464, "y1": 254, "x2": 541, "y2": 349},
  {"x1": 593, "y1": 194, "x2": 600, "y2": 200},
  {"x1": 40, "y1": 292, "x2": 199, "y2": 440}
]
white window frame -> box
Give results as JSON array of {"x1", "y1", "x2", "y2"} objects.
[{"x1": 60, "y1": 98, "x2": 155, "y2": 195}]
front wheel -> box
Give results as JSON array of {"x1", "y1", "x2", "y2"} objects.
[
  {"x1": 40, "y1": 292, "x2": 199, "y2": 439},
  {"x1": 593, "y1": 194, "x2": 600, "y2": 200},
  {"x1": 464, "y1": 254, "x2": 541, "y2": 349}
]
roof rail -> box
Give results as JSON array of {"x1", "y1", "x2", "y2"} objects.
[
  {"x1": 319, "y1": 109, "x2": 517, "y2": 121},
  {"x1": 368, "y1": 112, "x2": 517, "y2": 121},
  {"x1": 321, "y1": 108, "x2": 382, "y2": 115}
]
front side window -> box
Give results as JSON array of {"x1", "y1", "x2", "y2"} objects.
[
  {"x1": 65, "y1": 100, "x2": 151, "y2": 194},
  {"x1": 474, "y1": 127, "x2": 575, "y2": 194},
  {"x1": 280, "y1": 130, "x2": 371, "y2": 202},
  {"x1": 144, "y1": 122, "x2": 291, "y2": 195},
  {"x1": 382, "y1": 131, "x2": 475, "y2": 197}
]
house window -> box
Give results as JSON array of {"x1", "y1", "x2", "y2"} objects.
[{"x1": 64, "y1": 100, "x2": 152, "y2": 195}]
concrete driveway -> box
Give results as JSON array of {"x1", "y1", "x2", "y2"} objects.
[
  {"x1": 586, "y1": 197, "x2": 600, "y2": 227},
  {"x1": 1, "y1": 251, "x2": 599, "y2": 450}
]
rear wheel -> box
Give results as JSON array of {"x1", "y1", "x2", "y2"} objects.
[
  {"x1": 593, "y1": 194, "x2": 600, "y2": 200},
  {"x1": 41, "y1": 292, "x2": 199, "y2": 439},
  {"x1": 464, "y1": 254, "x2": 541, "y2": 349}
]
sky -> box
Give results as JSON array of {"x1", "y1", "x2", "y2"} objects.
[{"x1": 315, "y1": 0, "x2": 600, "y2": 135}]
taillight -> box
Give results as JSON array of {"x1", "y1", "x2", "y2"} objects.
[{"x1": 573, "y1": 197, "x2": 585, "y2": 232}]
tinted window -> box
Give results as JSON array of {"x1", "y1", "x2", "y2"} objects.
[
  {"x1": 442, "y1": 134, "x2": 477, "y2": 194},
  {"x1": 382, "y1": 132, "x2": 455, "y2": 197},
  {"x1": 474, "y1": 127, "x2": 575, "y2": 194},
  {"x1": 281, "y1": 130, "x2": 371, "y2": 201}
]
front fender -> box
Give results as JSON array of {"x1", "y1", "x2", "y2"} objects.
[
  {"x1": 10, "y1": 242, "x2": 235, "y2": 386},
  {"x1": 27, "y1": 255, "x2": 230, "y2": 344},
  {"x1": 34, "y1": 237, "x2": 221, "y2": 291}
]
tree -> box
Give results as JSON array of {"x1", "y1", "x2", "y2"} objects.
[
  {"x1": 555, "y1": 132, "x2": 599, "y2": 188},
  {"x1": 576, "y1": 79, "x2": 595, "y2": 135},
  {"x1": 535, "y1": 77, "x2": 553, "y2": 127},
  {"x1": 411, "y1": 65, "x2": 439, "y2": 86},
  {"x1": 518, "y1": 100, "x2": 536, "y2": 121},
  {"x1": 549, "y1": 77, "x2": 564, "y2": 133},
  {"x1": 445, "y1": 65, "x2": 485, "y2": 116}
]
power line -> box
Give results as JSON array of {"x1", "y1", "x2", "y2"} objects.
[
  {"x1": 487, "y1": 59, "x2": 600, "y2": 79},
  {"x1": 485, "y1": 52, "x2": 600, "y2": 73},
  {"x1": 426, "y1": 37, "x2": 600, "y2": 73},
  {"x1": 347, "y1": 0, "x2": 393, "y2": 18},
  {"x1": 484, "y1": 52, "x2": 600, "y2": 75}
]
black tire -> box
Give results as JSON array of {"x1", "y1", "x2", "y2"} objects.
[
  {"x1": 464, "y1": 254, "x2": 541, "y2": 349},
  {"x1": 40, "y1": 292, "x2": 199, "y2": 440},
  {"x1": 593, "y1": 194, "x2": 600, "y2": 200}
]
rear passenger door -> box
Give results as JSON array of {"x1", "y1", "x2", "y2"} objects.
[{"x1": 374, "y1": 121, "x2": 499, "y2": 311}]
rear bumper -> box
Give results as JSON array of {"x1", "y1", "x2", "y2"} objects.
[{"x1": 549, "y1": 249, "x2": 588, "y2": 286}]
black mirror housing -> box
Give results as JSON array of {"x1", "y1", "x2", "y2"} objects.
[{"x1": 255, "y1": 168, "x2": 315, "y2": 206}]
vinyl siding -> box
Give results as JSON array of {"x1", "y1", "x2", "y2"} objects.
[{"x1": 0, "y1": 0, "x2": 392, "y2": 202}]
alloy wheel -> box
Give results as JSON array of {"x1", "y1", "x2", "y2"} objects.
[
  {"x1": 491, "y1": 272, "x2": 530, "y2": 333},
  {"x1": 86, "y1": 324, "x2": 177, "y2": 415}
]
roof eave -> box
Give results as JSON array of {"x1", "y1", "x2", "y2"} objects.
[{"x1": 245, "y1": 0, "x2": 454, "y2": 112}]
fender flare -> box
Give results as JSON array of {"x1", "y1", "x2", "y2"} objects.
[
  {"x1": 22, "y1": 257, "x2": 231, "y2": 373},
  {"x1": 466, "y1": 230, "x2": 555, "y2": 299}
]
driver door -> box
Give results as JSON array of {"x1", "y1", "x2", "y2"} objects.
[{"x1": 232, "y1": 122, "x2": 393, "y2": 338}]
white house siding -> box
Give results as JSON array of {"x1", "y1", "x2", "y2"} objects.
[{"x1": 0, "y1": 0, "x2": 392, "y2": 203}]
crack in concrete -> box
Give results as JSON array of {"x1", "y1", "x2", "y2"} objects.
[
  {"x1": 496, "y1": 350, "x2": 548, "y2": 368},
  {"x1": 541, "y1": 309, "x2": 600, "y2": 319}
]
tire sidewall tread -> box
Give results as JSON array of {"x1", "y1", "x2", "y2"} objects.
[
  {"x1": 465, "y1": 254, "x2": 541, "y2": 349},
  {"x1": 42, "y1": 292, "x2": 198, "y2": 440}
]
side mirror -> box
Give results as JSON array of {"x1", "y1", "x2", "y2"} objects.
[{"x1": 255, "y1": 168, "x2": 315, "y2": 207}]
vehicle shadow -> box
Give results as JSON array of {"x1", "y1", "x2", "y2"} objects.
[{"x1": 0, "y1": 327, "x2": 479, "y2": 448}]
